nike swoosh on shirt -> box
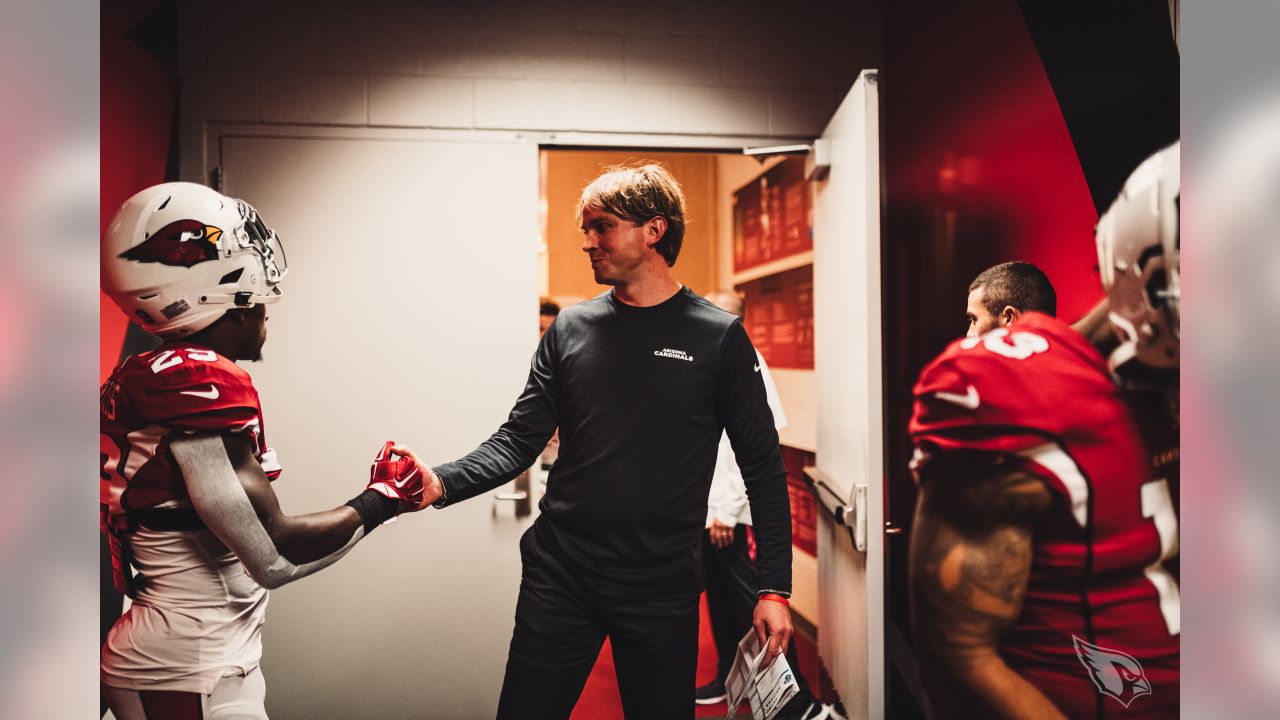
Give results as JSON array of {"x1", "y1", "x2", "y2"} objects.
[
  {"x1": 753, "y1": 364, "x2": 761, "y2": 372},
  {"x1": 180, "y1": 385, "x2": 220, "y2": 400},
  {"x1": 933, "y1": 384, "x2": 979, "y2": 410}
]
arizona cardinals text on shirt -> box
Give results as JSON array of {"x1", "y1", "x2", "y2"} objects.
[
  {"x1": 654, "y1": 347, "x2": 694, "y2": 361},
  {"x1": 433, "y1": 286, "x2": 792, "y2": 597}
]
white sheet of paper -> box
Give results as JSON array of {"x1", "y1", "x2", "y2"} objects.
[
  {"x1": 723, "y1": 630, "x2": 799, "y2": 720},
  {"x1": 724, "y1": 631, "x2": 760, "y2": 712}
]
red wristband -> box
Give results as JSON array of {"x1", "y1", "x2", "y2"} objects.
[{"x1": 759, "y1": 593, "x2": 790, "y2": 606}]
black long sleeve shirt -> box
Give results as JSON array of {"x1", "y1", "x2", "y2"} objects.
[{"x1": 434, "y1": 287, "x2": 792, "y2": 596}]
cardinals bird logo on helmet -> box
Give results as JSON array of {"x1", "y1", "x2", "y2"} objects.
[
  {"x1": 103, "y1": 182, "x2": 288, "y2": 338},
  {"x1": 119, "y1": 219, "x2": 223, "y2": 267}
]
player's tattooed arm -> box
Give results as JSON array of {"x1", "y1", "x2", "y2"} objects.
[{"x1": 909, "y1": 452, "x2": 1068, "y2": 720}]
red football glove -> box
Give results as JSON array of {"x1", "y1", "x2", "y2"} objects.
[{"x1": 367, "y1": 440, "x2": 425, "y2": 512}]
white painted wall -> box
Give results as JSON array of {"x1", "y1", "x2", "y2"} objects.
[
  {"x1": 224, "y1": 133, "x2": 540, "y2": 719},
  {"x1": 162, "y1": 3, "x2": 885, "y2": 713},
  {"x1": 178, "y1": 0, "x2": 882, "y2": 183}
]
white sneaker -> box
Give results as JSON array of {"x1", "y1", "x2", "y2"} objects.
[{"x1": 798, "y1": 703, "x2": 831, "y2": 720}]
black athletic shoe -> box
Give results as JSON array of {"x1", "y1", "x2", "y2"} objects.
[{"x1": 694, "y1": 679, "x2": 727, "y2": 705}]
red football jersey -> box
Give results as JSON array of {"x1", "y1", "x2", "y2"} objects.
[
  {"x1": 910, "y1": 313, "x2": 1179, "y2": 719},
  {"x1": 100, "y1": 343, "x2": 281, "y2": 514}
]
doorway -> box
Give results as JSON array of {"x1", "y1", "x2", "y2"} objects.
[
  {"x1": 188, "y1": 104, "x2": 883, "y2": 717},
  {"x1": 539, "y1": 146, "x2": 832, "y2": 717}
]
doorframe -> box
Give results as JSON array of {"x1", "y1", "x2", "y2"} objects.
[
  {"x1": 197, "y1": 120, "x2": 867, "y2": 710},
  {"x1": 196, "y1": 123, "x2": 814, "y2": 188}
]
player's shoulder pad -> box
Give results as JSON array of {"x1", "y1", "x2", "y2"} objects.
[
  {"x1": 910, "y1": 315, "x2": 1080, "y2": 447},
  {"x1": 915, "y1": 313, "x2": 1092, "y2": 396},
  {"x1": 123, "y1": 345, "x2": 258, "y2": 407}
]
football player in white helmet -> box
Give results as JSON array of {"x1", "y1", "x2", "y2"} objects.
[
  {"x1": 1089, "y1": 142, "x2": 1182, "y2": 496},
  {"x1": 102, "y1": 182, "x2": 288, "y2": 339},
  {"x1": 1095, "y1": 142, "x2": 1181, "y2": 388},
  {"x1": 1074, "y1": 143, "x2": 1181, "y2": 474},
  {"x1": 910, "y1": 146, "x2": 1182, "y2": 719},
  {"x1": 100, "y1": 183, "x2": 427, "y2": 720}
]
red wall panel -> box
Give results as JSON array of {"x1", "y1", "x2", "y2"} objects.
[
  {"x1": 101, "y1": 0, "x2": 175, "y2": 382},
  {"x1": 733, "y1": 158, "x2": 812, "y2": 273},
  {"x1": 782, "y1": 446, "x2": 818, "y2": 557},
  {"x1": 881, "y1": 0, "x2": 1105, "y2": 534},
  {"x1": 879, "y1": 3, "x2": 1119, "y2": 714},
  {"x1": 737, "y1": 265, "x2": 814, "y2": 371}
]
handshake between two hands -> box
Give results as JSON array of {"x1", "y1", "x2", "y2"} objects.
[
  {"x1": 360, "y1": 441, "x2": 790, "y2": 667},
  {"x1": 364, "y1": 441, "x2": 444, "y2": 515}
]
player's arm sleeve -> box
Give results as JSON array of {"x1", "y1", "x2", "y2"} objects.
[
  {"x1": 717, "y1": 320, "x2": 791, "y2": 595},
  {"x1": 172, "y1": 433, "x2": 364, "y2": 590},
  {"x1": 431, "y1": 324, "x2": 561, "y2": 507}
]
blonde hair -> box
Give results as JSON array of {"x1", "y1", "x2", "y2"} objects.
[{"x1": 576, "y1": 163, "x2": 687, "y2": 266}]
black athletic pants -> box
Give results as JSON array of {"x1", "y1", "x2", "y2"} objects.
[
  {"x1": 496, "y1": 525, "x2": 701, "y2": 720},
  {"x1": 702, "y1": 524, "x2": 812, "y2": 696}
]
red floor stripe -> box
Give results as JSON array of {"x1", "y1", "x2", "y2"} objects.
[
  {"x1": 570, "y1": 637, "x2": 623, "y2": 720},
  {"x1": 570, "y1": 593, "x2": 733, "y2": 719}
]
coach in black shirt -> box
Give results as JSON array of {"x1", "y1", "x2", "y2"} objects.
[{"x1": 396, "y1": 164, "x2": 792, "y2": 720}]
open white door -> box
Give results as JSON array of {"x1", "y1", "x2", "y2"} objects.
[
  {"x1": 220, "y1": 133, "x2": 539, "y2": 719},
  {"x1": 812, "y1": 69, "x2": 885, "y2": 719}
]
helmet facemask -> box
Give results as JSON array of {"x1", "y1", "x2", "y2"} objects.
[{"x1": 1097, "y1": 143, "x2": 1181, "y2": 384}]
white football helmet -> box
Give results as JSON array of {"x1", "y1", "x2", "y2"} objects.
[
  {"x1": 102, "y1": 182, "x2": 288, "y2": 338},
  {"x1": 1096, "y1": 142, "x2": 1180, "y2": 377}
]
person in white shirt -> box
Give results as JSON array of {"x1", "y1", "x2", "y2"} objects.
[{"x1": 697, "y1": 291, "x2": 841, "y2": 720}]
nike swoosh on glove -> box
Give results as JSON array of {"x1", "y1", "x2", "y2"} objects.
[{"x1": 367, "y1": 440, "x2": 425, "y2": 511}]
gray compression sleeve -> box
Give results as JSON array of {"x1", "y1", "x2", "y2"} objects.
[{"x1": 173, "y1": 434, "x2": 364, "y2": 590}]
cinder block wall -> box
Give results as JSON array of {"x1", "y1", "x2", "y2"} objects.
[{"x1": 178, "y1": 0, "x2": 881, "y2": 182}]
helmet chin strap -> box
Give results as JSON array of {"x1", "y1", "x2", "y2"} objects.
[{"x1": 199, "y1": 288, "x2": 283, "y2": 307}]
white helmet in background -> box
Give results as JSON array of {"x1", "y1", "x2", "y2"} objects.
[
  {"x1": 102, "y1": 182, "x2": 288, "y2": 338},
  {"x1": 1096, "y1": 141, "x2": 1180, "y2": 378}
]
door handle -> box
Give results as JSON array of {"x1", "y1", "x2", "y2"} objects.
[
  {"x1": 492, "y1": 471, "x2": 532, "y2": 517},
  {"x1": 802, "y1": 466, "x2": 868, "y2": 552}
]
